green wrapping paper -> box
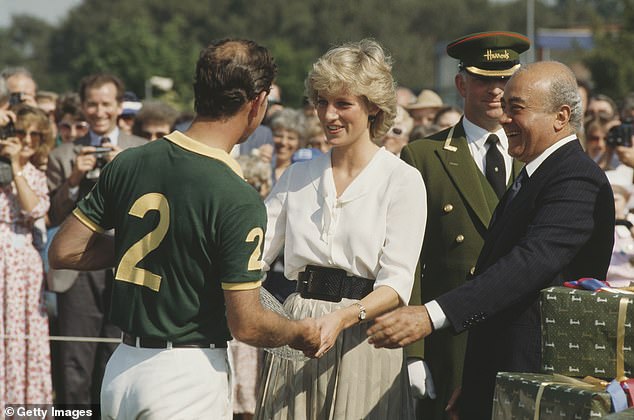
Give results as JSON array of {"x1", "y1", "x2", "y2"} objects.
[
  {"x1": 540, "y1": 287, "x2": 634, "y2": 380},
  {"x1": 492, "y1": 372, "x2": 612, "y2": 419}
]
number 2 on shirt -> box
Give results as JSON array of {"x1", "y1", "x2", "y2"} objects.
[{"x1": 115, "y1": 193, "x2": 170, "y2": 292}]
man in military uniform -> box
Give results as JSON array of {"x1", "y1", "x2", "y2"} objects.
[
  {"x1": 49, "y1": 39, "x2": 320, "y2": 419},
  {"x1": 402, "y1": 31, "x2": 529, "y2": 419}
]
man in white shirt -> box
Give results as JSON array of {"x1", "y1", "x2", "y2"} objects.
[{"x1": 369, "y1": 61, "x2": 615, "y2": 419}]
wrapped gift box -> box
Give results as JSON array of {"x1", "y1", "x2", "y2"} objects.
[
  {"x1": 492, "y1": 372, "x2": 612, "y2": 419},
  {"x1": 540, "y1": 287, "x2": 634, "y2": 379}
]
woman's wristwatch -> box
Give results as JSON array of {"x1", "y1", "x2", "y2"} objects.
[{"x1": 353, "y1": 302, "x2": 366, "y2": 321}]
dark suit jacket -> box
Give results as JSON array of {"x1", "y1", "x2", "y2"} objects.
[
  {"x1": 46, "y1": 132, "x2": 147, "y2": 292},
  {"x1": 401, "y1": 120, "x2": 522, "y2": 419},
  {"x1": 436, "y1": 139, "x2": 615, "y2": 419}
]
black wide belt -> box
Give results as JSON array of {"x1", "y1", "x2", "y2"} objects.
[
  {"x1": 122, "y1": 333, "x2": 227, "y2": 349},
  {"x1": 296, "y1": 265, "x2": 374, "y2": 302}
]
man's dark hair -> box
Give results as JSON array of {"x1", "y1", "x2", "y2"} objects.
[
  {"x1": 78, "y1": 74, "x2": 125, "y2": 104},
  {"x1": 194, "y1": 39, "x2": 277, "y2": 119},
  {"x1": 132, "y1": 100, "x2": 179, "y2": 134},
  {"x1": 55, "y1": 92, "x2": 85, "y2": 123}
]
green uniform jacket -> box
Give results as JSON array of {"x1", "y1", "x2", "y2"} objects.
[{"x1": 401, "y1": 120, "x2": 522, "y2": 419}]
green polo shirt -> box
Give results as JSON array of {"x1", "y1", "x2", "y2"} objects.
[{"x1": 74, "y1": 131, "x2": 265, "y2": 343}]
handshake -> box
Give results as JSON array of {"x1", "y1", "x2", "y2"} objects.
[{"x1": 287, "y1": 304, "x2": 435, "y2": 358}]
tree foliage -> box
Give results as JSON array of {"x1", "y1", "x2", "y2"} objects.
[{"x1": 0, "y1": 0, "x2": 630, "y2": 108}]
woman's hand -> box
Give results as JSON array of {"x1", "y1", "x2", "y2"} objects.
[
  {"x1": 314, "y1": 310, "x2": 345, "y2": 358},
  {"x1": 0, "y1": 137, "x2": 23, "y2": 164}
]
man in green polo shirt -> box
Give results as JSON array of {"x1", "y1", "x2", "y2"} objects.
[{"x1": 49, "y1": 39, "x2": 320, "y2": 419}]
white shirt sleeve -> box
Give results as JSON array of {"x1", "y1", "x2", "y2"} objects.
[
  {"x1": 425, "y1": 300, "x2": 450, "y2": 331},
  {"x1": 262, "y1": 167, "x2": 291, "y2": 272},
  {"x1": 373, "y1": 166, "x2": 427, "y2": 303}
]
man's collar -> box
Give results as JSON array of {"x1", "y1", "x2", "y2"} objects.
[
  {"x1": 462, "y1": 116, "x2": 508, "y2": 150},
  {"x1": 89, "y1": 127, "x2": 120, "y2": 145},
  {"x1": 524, "y1": 134, "x2": 577, "y2": 176}
]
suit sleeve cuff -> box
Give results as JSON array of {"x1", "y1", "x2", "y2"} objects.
[{"x1": 425, "y1": 300, "x2": 450, "y2": 331}]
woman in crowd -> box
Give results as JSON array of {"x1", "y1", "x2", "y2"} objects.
[
  {"x1": 270, "y1": 108, "x2": 305, "y2": 183},
  {"x1": 381, "y1": 105, "x2": 414, "y2": 156},
  {"x1": 256, "y1": 39, "x2": 426, "y2": 419},
  {"x1": 0, "y1": 105, "x2": 53, "y2": 406},
  {"x1": 55, "y1": 93, "x2": 88, "y2": 146}
]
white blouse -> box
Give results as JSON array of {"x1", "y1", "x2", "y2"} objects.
[{"x1": 263, "y1": 147, "x2": 427, "y2": 303}]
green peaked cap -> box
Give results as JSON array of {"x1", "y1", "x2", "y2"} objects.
[{"x1": 447, "y1": 31, "x2": 530, "y2": 78}]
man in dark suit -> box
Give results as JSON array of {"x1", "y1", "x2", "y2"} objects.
[
  {"x1": 369, "y1": 61, "x2": 615, "y2": 419},
  {"x1": 46, "y1": 74, "x2": 147, "y2": 404},
  {"x1": 402, "y1": 31, "x2": 528, "y2": 420}
]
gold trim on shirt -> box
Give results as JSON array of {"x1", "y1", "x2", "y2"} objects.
[
  {"x1": 164, "y1": 131, "x2": 244, "y2": 178},
  {"x1": 72, "y1": 208, "x2": 105, "y2": 234},
  {"x1": 221, "y1": 280, "x2": 262, "y2": 291}
]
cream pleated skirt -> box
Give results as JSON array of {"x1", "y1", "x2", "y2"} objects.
[{"x1": 255, "y1": 293, "x2": 414, "y2": 420}]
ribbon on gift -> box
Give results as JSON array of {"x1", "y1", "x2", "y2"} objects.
[
  {"x1": 564, "y1": 278, "x2": 634, "y2": 294},
  {"x1": 617, "y1": 296, "x2": 630, "y2": 382},
  {"x1": 533, "y1": 373, "x2": 608, "y2": 420}
]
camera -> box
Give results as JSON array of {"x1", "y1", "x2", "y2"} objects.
[
  {"x1": 606, "y1": 119, "x2": 633, "y2": 148},
  {"x1": 85, "y1": 146, "x2": 112, "y2": 180},
  {"x1": 0, "y1": 120, "x2": 15, "y2": 185},
  {"x1": 8, "y1": 92, "x2": 24, "y2": 106},
  {"x1": 0, "y1": 119, "x2": 15, "y2": 139}
]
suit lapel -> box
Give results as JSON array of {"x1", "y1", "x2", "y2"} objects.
[{"x1": 436, "y1": 124, "x2": 496, "y2": 228}]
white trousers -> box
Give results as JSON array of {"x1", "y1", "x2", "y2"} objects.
[{"x1": 101, "y1": 343, "x2": 231, "y2": 420}]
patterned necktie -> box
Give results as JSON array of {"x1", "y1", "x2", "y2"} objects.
[
  {"x1": 485, "y1": 134, "x2": 506, "y2": 199},
  {"x1": 491, "y1": 167, "x2": 527, "y2": 226},
  {"x1": 507, "y1": 167, "x2": 527, "y2": 204}
]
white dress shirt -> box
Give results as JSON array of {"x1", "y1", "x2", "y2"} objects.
[
  {"x1": 463, "y1": 117, "x2": 513, "y2": 184},
  {"x1": 263, "y1": 147, "x2": 427, "y2": 303}
]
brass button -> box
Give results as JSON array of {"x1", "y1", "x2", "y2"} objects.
[
  {"x1": 469, "y1": 266, "x2": 476, "y2": 275},
  {"x1": 443, "y1": 204, "x2": 454, "y2": 213},
  {"x1": 455, "y1": 234, "x2": 465, "y2": 243}
]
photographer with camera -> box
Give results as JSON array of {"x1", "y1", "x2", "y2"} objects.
[
  {"x1": 45, "y1": 74, "x2": 146, "y2": 406},
  {"x1": 584, "y1": 114, "x2": 634, "y2": 187},
  {"x1": 0, "y1": 105, "x2": 53, "y2": 405}
]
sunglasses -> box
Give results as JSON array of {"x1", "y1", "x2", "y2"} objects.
[
  {"x1": 59, "y1": 121, "x2": 89, "y2": 131},
  {"x1": 15, "y1": 129, "x2": 43, "y2": 144}
]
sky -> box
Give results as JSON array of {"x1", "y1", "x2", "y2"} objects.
[{"x1": 0, "y1": 0, "x2": 82, "y2": 27}]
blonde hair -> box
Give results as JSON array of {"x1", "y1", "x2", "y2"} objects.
[
  {"x1": 305, "y1": 39, "x2": 397, "y2": 139},
  {"x1": 13, "y1": 105, "x2": 54, "y2": 170}
]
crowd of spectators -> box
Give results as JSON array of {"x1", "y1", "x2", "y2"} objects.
[{"x1": 2, "y1": 62, "x2": 634, "y2": 416}]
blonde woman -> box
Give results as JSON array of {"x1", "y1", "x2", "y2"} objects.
[{"x1": 256, "y1": 39, "x2": 426, "y2": 419}]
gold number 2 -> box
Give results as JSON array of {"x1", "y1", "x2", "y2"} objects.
[
  {"x1": 115, "y1": 193, "x2": 170, "y2": 292},
  {"x1": 245, "y1": 227, "x2": 264, "y2": 270}
]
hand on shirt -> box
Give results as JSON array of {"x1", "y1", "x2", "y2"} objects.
[{"x1": 366, "y1": 305, "x2": 433, "y2": 348}]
